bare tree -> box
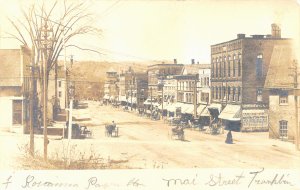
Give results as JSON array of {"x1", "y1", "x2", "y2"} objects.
[{"x1": 7, "y1": 0, "x2": 101, "y2": 159}]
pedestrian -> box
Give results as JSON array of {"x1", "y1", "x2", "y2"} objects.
[{"x1": 225, "y1": 130, "x2": 233, "y2": 144}]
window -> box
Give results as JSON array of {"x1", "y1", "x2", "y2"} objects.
[
  {"x1": 237, "y1": 87, "x2": 241, "y2": 101},
  {"x1": 257, "y1": 88, "x2": 263, "y2": 102},
  {"x1": 13, "y1": 100, "x2": 22, "y2": 125},
  {"x1": 227, "y1": 87, "x2": 231, "y2": 101},
  {"x1": 228, "y1": 61, "x2": 231, "y2": 77},
  {"x1": 232, "y1": 87, "x2": 236, "y2": 101},
  {"x1": 279, "y1": 91, "x2": 288, "y2": 105},
  {"x1": 223, "y1": 61, "x2": 226, "y2": 77},
  {"x1": 212, "y1": 87, "x2": 215, "y2": 99},
  {"x1": 59, "y1": 91, "x2": 62, "y2": 98},
  {"x1": 238, "y1": 60, "x2": 241, "y2": 76},
  {"x1": 279, "y1": 120, "x2": 288, "y2": 139},
  {"x1": 216, "y1": 87, "x2": 219, "y2": 100},
  {"x1": 58, "y1": 81, "x2": 62, "y2": 87},
  {"x1": 256, "y1": 54, "x2": 263, "y2": 78},
  {"x1": 216, "y1": 62, "x2": 219, "y2": 77},
  {"x1": 233, "y1": 60, "x2": 236, "y2": 77}
]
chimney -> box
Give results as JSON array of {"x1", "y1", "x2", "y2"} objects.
[
  {"x1": 237, "y1": 33, "x2": 245, "y2": 39},
  {"x1": 191, "y1": 59, "x2": 195, "y2": 64},
  {"x1": 271, "y1": 23, "x2": 281, "y2": 38},
  {"x1": 174, "y1": 59, "x2": 177, "y2": 64}
]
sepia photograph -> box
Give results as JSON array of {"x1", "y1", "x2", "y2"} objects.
[{"x1": 0, "y1": 0, "x2": 299, "y2": 189}]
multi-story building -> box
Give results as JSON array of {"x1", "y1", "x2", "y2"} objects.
[
  {"x1": 147, "y1": 60, "x2": 183, "y2": 102},
  {"x1": 175, "y1": 63, "x2": 211, "y2": 117},
  {"x1": 210, "y1": 24, "x2": 292, "y2": 131},
  {"x1": 265, "y1": 45, "x2": 297, "y2": 142},
  {"x1": 0, "y1": 46, "x2": 31, "y2": 133},
  {"x1": 103, "y1": 68, "x2": 118, "y2": 102}
]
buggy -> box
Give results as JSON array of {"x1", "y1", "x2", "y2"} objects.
[
  {"x1": 64, "y1": 123, "x2": 92, "y2": 139},
  {"x1": 105, "y1": 124, "x2": 119, "y2": 137}
]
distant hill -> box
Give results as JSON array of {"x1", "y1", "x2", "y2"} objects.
[{"x1": 69, "y1": 61, "x2": 151, "y2": 83}]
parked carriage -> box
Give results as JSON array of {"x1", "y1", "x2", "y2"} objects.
[
  {"x1": 64, "y1": 123, "x2": 92, "y2": 139},
  {"x1": 105, "y1": 124, "x2": 119, "y2": 137}
]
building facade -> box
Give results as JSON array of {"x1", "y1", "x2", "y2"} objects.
[
  {"x1": 103, "y1": 68, "x2": 119, "y2": 102},
  {"x1": 265, "y1": 45, "x2": 297, "y2": 141},
  {"x1": 210, "y1": 24, "x2": 292, "y2": 131},
  {"x1": 147, "y1": 61, "x2": 183, "y2": 102},
  {"x1": 0, "y1": 46, "x2": 31, "y2": 133}
]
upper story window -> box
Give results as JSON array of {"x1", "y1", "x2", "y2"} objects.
[
  {"x1": 58, "y1": 81, "x2": 62, "y2": 87},
  {"x1": 256, "y1": 54, "x2": 263, "y2": 78},
  {"x1": 257, "y1": 88, "x2": 263, "y2": 102},
  {"x1": 279, "y1": 90, "x2": 288, "y2": 105},
  {"x1": 227, "y1": 86, "x2": 231, "y2": 101},
  {"x1": 238, "y1": 60, "x2": 241, "y2": 76}
]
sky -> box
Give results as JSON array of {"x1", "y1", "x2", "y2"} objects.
[{"x1": 0, "y1": 0, "x2": 299, "y2": 64}]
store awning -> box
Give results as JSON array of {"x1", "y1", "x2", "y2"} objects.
[
  {"x1": 181, "y1": 104, "x2": 194, "y2": 114},
  {"x1": 165, "y1": 103, "x2": 176, "y2": 112},
  {"x1": 218, "y1": 104, "x2": 241, "y2": 121},
  {"x1": 207, "y1": 103, "x2": 222, "y2": 116},
  {"x1": 242, "y1": 109, "x2": 267, "y2": 116},
  {"x1": 197, "y1": 104, "x2": 209, "y2": 117}
]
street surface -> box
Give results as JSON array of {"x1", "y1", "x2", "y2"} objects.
[{"x1": 1, "y1": 100, "x2": 300, "y2": 169}]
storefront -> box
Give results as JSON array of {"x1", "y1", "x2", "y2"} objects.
[
  {"x1": 0, "y1": 97, "x2": 24, "y2": 132},
  {"x1": 241, "y1": 109, "x2": 268, "y2": 132},
  {"x1": 218, "y1": 104, "x2": 241, "y2": 131}
]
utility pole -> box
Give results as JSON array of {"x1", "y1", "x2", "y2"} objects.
[
  {"x1": 29, "y1": 45, "x2": 35, "y2": 157},
  {"x1": 40, "y1": 18, "x2": 52, "y2": 161}
]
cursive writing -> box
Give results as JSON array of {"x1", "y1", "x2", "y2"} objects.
[
  {"x1": 162, "y1": 174, "x2": 198, "y2": 187},
  {"x1": 248, "y1": 168, "x2": 293, "y2": 188},
  {"x1": 21, "y1": 175, "x2": 79, "y2": 189},
  {"x1": 205, "y1": 172, "x2": 245, "y2": 187},
  {"x1": 2, "y1": 176, "x2": 12, "y2": 189},
  {"x1": 127, "y1": 178, "x2": 144, "y2": 187}
]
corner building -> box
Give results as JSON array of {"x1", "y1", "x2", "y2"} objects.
[{"x1": 210, "y1": 24, "x2": 292, "y2": 131}]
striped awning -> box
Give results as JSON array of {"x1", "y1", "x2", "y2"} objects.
[
  {"x1": 218, "y1": 104, "x2": 241, "y2": 121},
  {"x1": 197, "y1": 104, "x2": 209, "y2": 116}
]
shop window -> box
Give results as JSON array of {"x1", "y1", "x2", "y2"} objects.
[
  {"x1": 279, "y1": 120, "x2": 288, "y2": 139},
  {"x1": 13, "y1": 100, "x2": 22, "y2": 125}
]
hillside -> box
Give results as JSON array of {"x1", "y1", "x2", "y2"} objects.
[{"x1": 69, "y1": 61, "x2": 151, "y2": 83}]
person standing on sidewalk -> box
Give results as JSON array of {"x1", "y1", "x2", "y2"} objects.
[{"x1": 225, "y1": 130, "x2": 233, "y2": 144}]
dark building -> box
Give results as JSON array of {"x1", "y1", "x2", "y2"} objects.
[{"x1": 210, "y1": 24, "x2": 293, "y2": 131}]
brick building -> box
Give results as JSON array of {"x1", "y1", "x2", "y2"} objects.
[{"x1": 210, "y1": 24, "x2": 293, "y2": 131}]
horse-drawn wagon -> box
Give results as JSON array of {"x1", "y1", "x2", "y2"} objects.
[{"x1": 105, "y1": 124, "x2": 119, "y2": 137}]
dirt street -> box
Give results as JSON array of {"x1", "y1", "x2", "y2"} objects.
[{"x1": 1, "y1": 100, "x2": 300, "y2": 169}]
